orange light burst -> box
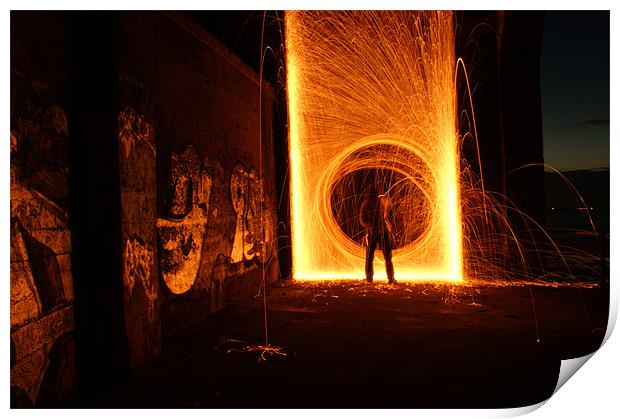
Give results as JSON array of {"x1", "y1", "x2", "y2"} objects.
[{"x1": 286, "y1": 11, "x2": 463, "y2": 282}]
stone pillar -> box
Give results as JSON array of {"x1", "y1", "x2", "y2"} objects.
[
  {"x1": 118, "y1": 107, "x2": 161, "y2": 367},
  {"x1": 457, "y1": 11, "x2": 546, "y2": 224},
  {"x1": 497, "y1": 12, "x2": 546, "y2": 228},
  {"x1": 66, "y1": 11, "x2": 131, "y2": 395},
  {"x1": 67, "y1": 12, "x2": 162, "y2": 396}
]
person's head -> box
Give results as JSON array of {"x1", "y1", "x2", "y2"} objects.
[{"x1": 364, "y1": 183, "x2": 378, "y2": 196}]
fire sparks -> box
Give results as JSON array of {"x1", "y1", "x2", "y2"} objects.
[
  {"x1": 286, "y1": 11, "x2": 462, "y2": 282},
  {"x1": 216, "y1": 338, "x2": 287, "y2": 362},
  {"x1": 285, "y1": 11, "x2": 606, "y2": 286}
]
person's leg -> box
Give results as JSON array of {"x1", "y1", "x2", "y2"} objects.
[
  {"x1": 365, "y1": 234, "x2": 378, "y2": 282},
  {"x1": 382, "y1": 231, "x2": 395, "y2": 284}
]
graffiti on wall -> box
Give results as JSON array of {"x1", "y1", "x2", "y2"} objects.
[
  {"x1": 119, "y1": 107, "x2": 156, "y2": 161},
  {"x1": 10, "y1": 125, "x2": 75, "y2": 407},
  {"x1": 118, "y1": 108, "x2": 160, "y2": 328},
  {"x1": 123, "y1": 238, "x2": 157, "y2": 319},
  {"x1": 157, "y1": 145, "x2": 212, "y2": 294},
  {"x1": 155, "y1": 147, "x2": 276, "y2": 297},
  {"x1": 10, "y1": 187, "x2": 72, "y2": 324},
  {"x1": 230, "y1": 163, "x2": 273, "y2": 264}
]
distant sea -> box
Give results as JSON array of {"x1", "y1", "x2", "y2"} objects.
[
  {"x1": 544, "y1": 169, "x2": 609, "y2": 269},
  {"x1": 545, "y1": 208, "x2": 609, "y2": 233},
  {"x1": 544, "y1": 168, "x2": 609, "y2": 233}
]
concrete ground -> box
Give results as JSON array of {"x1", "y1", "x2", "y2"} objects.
[{"x1": 89, "y1": 279, "x2": 608, "y2": 408}]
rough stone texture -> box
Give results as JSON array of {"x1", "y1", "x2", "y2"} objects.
[
  {"x1": 230, "y1": 163, "x2": 274, "y2": 263},
  {"x1": 11, "y1": 306, "x2": 74, "y2": 405},
  {"x1": 118, "y1": 107, "x2": 162, "y2": 367},
  {"x1": 10, "y1": 222, "x2": 43, "y2": 327},
  {"x1": 116, "y1": 12, "x2": 280, "y2": 336},
  {"x1": 157, "y1": 145, "x2": 212, "y2": 294},
  {"x1": 11, "y1": 11, "x2": 281, "y2": 405},
  {"x1": 10, "y1": 11, "x2": 76, "y2": 407}
]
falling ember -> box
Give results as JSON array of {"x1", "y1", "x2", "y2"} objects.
[{"x1": 286, "y1": 11, "x2": 463, "y2": 282}]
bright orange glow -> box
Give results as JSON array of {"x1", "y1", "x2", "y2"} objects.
[{"x1": 286, "y1": 11, "x2": 463, "y2": 282}]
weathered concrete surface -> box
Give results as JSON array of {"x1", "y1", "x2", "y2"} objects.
[
  {"x1": 156, "y1": 145, "x2": 211, "y2": 295},
  {"x1": 10, "y1": 11, "x2": 75, "y2": 407},
  {"x1": 86, "y1": 280, "x2": 607, "y2": 408},
  {"x1": 117, "y1": 12, "x2": 280, "y2": 337},
  {"x1": 119, "y1": 107, "x2": 161, "y2": 367},
  {"x1": 11, "y1": 12, "x2": 281, "y2": 403}
]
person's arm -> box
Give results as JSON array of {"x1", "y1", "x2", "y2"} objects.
[
  {"x1": 359, "y1": 199, "x2": 369, "y2": 228},
  {"x1": 383, "y1": 197, "x2": 394, "y2": 232}
]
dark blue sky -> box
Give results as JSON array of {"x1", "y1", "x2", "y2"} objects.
[{"x1": 541, "y1": 11, "x2": 610, "y2": 171}]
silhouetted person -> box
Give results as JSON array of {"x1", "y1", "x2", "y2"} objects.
[{"x1": 359, "y1": 184, "x2": 395, "y2": 284}]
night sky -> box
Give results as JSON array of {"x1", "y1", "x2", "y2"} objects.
[{"x1": 541, "y1": 11, "x2": 610, "y2": 171}]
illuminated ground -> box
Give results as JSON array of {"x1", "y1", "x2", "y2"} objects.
[{"x1": 88, "y1": 280, "x2": 607, "y2": 408}]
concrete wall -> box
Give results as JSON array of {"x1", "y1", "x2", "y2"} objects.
[
  {"x1": 457, "y1": 11, "x2": 546, "y2": 224},
  {"x1": 10, "y1": 11, "x2": 280, "y2": 406},
  {"x1": 456, "y1": 11, "x2": 546, "y2": 272},
  {"x1": 116, "y1": 12, "x2": 279, "y2": 337},
  {"x1": 498, "y1": 12, "x2": 546, "y2": 226},
  {"x1": 10, "y1": 12, "x2": 76, "y2": 407}
]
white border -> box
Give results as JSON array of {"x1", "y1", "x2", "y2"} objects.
[{"x1": 3, "y1": 1, "x2": 617, "y2": 417}]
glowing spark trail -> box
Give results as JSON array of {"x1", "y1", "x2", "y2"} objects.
[{"x1": 286, "y1": 11, "x2": 463, "y2": 282}]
